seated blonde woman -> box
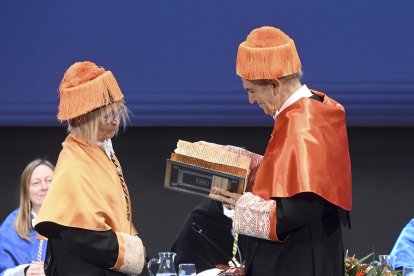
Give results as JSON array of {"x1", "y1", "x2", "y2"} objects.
[{"x1": 0, "y1": 159, "x2": 54, "y2": 276}]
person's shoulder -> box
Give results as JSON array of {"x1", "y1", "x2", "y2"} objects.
[
  {"x1": 405, "y1": 218, "x2": 414, "y2": 228},
  {"x1": 57, "y1": 141, "x2": 93, "y2": 171},
  {"x1": 297, "y1": 92, "x2": 346, "y2": 125},
  {"x1": 8, "y1": 208, "x2": 20, "y2": 218},
  {"x1": 61, "y1": 136, "x2": 86, "y2": 157},
  {"x1": 0, "y1": 208, "x2": 19, "y2": 227},
  {"x1": 0, "y1": 208, "x2": 20, "y2": 236},
  {"x1": 396, "y1": 218, "x2": 414, "y2": 238}
]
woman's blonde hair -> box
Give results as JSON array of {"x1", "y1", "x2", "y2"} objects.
[
  {"x1": 68, "y1": 100, "x2": 129, "y2": 145},
  {"x1": 14, "y1": 159, "x2": 54, "y2": 240}
]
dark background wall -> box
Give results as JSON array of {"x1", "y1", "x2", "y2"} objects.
[{"x1": 1, "y1": 126, "x2": 413, "y2": 260}]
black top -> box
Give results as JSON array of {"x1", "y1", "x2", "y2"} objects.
[
  {"x1": 42, "y1": 224, "x2": 126, "y2": 276},
  {"x1": 245, "y1": 193, "x2": 348, "y2": 276},
  {"x1": 171, "y1": 198, "x2": 246, "y2": 273}
]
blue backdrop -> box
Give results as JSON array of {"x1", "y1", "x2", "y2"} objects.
[{"x1": 1, "y1": 0, "x2": 413, "y2": 126}]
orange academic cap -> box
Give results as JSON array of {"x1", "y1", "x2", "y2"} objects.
[
  {"x1": 57, "y1": 61, "x2": 124, "y2": 121},
  {"x1": 236, "y1": 26, "x2": 302, "y2": 80}
]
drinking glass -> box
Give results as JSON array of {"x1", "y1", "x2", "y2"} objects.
[
  {"x1": 403, "y1": 266, "x2": 414, "y2": 276},
  {"x1": 147, "y1": 252, "x2": 177, "y2": 276},
  {"x1": 178, "y1": 263, "x2": 196, "y2": 276},
  {"x1": 378, "y1": 255, "x2": 396, "y2": 269}
]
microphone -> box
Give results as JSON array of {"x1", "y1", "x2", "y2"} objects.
[{"x1": 191, "y1": 222, "x2": 238, "y2": 268}]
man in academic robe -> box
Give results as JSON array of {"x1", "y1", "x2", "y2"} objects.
[{"x1": 208, "y1": 26, "x2": 352, "y2": 275}]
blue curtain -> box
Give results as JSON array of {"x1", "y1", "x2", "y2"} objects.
[{"x1": 1, "y1": 0, "x2": 413, "y2": 126}]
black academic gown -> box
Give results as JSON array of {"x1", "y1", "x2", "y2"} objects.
[
  {"x1": 243, "y1": 94, "x2": 350, "y2": 275},
  {"x1": 244, "y1": 192, "x2": 349, "y2": 276},
  {"x1": 171, "y1": 199, "x2": 245, "y2": 273},
  {"x1": 39, "y1": 224, "x2": 127, "y2": 276}
]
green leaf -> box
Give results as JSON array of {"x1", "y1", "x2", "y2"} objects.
[
  {"x1": 358, "y1": 253, "x2": 374, "y2": 264},
  {"x1": 348, "y1": 265, "x2": 360, "y2": 276},
  {"x1": 366, "y1": 267, "x2": 377, "y2": 276}
]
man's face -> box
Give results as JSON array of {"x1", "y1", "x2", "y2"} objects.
[{"x1": 242, "y1": 79, "x2": 281, "y2": 116}]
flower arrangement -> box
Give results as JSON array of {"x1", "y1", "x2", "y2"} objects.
[
  {"x1": 345, "y1": 251, "x2": 402, "y2": 276},
  {"x1": 211, "y1": 251, "x2": 403, "y2": 275},
  {"x1": 216, "y1": 264, "x2": 244, "y2": 276}
]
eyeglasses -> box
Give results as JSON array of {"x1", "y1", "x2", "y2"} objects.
[{"x1": 99, "y1": 107, "x2": 125, "y2": 124}]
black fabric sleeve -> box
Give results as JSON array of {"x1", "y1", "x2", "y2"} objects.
[
  {"x1": 170, "y1": 199, "x2": 235, "y2": 273},
  {"x1": 24, "y1": 265, "x2": 29, "y2": 275},
  {"x1": 58, "y1": 227, "x2": 119, "y2": 268},
  {"x1": 274, "y1": 192, "x2": 336, "y2": 239}
]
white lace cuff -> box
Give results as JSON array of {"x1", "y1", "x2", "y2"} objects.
[
  {"x1": 233, "y1": 192, "x2": 279, "y2": 241},
  {"x1": 112, "y1": 232, "x2": 145, "y2": 275}
]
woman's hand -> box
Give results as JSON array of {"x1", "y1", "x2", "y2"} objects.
[
  {"x1": 26, "y1": 262, "x2": 45, "y2": 276},
  {"x1": 209, "y1": 187, "x2": 242, "y2": 209}
]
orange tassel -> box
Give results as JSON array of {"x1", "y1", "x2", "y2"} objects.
[
  {"x1": 236, "y1": 26, "x2": 302, "y2": 80},
  {"x1": 57, "y1": 71, "x2": 124, "y2": 120}
]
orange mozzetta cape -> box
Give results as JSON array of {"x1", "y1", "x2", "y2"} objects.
[
  {"x1": 36, "y1": 134, "x2": 136, "y2": 235},
  {"x1": 252, "y1": 91, "x2": 352, "y2": 211}
]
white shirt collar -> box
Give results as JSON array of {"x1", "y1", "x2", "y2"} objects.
[
  {"x1": 273, "y1": 84, "x2": 313, "y2": 119},
  {"x1": 223, "y1": 205, "x2": 234, "y2": 219},
  {"x1": 98, "y1": 139, "x2": 115, "y2": 159},
  {"x1": 31, "y1": 210, "x2": 37, "y2": 227}
]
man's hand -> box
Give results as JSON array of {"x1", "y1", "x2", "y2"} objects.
[{"x1": 209, "y1": 187, "x2": 242, "y2": 209}]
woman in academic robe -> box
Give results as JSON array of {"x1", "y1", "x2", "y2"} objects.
[{"x1": 34, "y1": 61, "x2": 146, "y2": 275}]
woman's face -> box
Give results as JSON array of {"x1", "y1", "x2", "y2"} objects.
[
  {"x1": 29, "y1": 164, "x2": 53, "y2": 211},
  {"x1": 242, "y1": 79, "x2": 280, "y2": 116},
  {"x1": 97, "y1": 107, "x2": 122, "y2": 142}
]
